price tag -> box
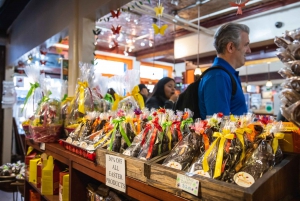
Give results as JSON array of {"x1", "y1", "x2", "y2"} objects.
[
  {"x1": 40, "y1": 143, "x2": 45, "y2": 150},
  {"x1": 106, "y1": 154, "x2": 126, "y2": 192},
  {"x1": 176, "y1": 173, "x2": 199, "y2": 196}
]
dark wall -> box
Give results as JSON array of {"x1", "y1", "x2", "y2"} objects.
[{"x1": 0, "y1": 45, "x2": 5, "y2": 164}]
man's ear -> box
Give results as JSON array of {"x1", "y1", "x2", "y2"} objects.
[{"x1": 226, "y1": 42, "x2": 235, "y2": 53}]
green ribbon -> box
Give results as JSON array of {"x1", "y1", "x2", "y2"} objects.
[
  {"x1": 61, "y1": 94, "x2": 68, "y2": 102},
  {"x1": 147, "y1": 116, "x2": 153, "y2": 121},
  {"x1": 38, "y1": 91, "x2": 52, "y2": 105},
  {"x1": 180, "y1": 118, "x2": 193, "y2": 130},
  {"x1": 104, "y1": 93, "x2": 114, "y2": 103},
  {"x1": 22, "y1": 82, "x2": 40, "y2": 112},
  {"x1": 161, "y1": 121, "x2": 172, "y2": 152},
  {"x1": 162, "y1": 121, "x2": 172, "y2": 131},
  {"x1": 108, "y1": 117, "x2": 131, "y2": 151}
]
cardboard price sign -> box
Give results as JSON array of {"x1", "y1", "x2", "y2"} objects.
[{"x1": 106, "y1": 154, "x2": 126, "y2": 192}]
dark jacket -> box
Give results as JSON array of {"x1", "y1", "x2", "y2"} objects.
[{"x1": 146, "y1": 96, "x2": 174, "y2": 110}]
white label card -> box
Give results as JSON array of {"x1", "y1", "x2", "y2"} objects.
[
  {"x1": 40, "y1": 143, "x2": 45, "y2": 150},
  {"x1": 105, "y1": 154, "x2": 126, "y2": 192},
  {"x1": 176, "y1": 173, "x2": 199, "y2": 196}
]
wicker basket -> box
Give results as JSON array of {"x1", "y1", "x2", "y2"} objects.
[
  {"x1": 22, "y1": 124, "x2": 32, "y2": 138},
  {"x1": 31, "y1": 124, "x2": 62, "y2": 143}
]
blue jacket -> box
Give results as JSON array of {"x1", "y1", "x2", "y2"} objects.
[{"x1": 198, "y1": 57, "x2": 247, "y2": 120}]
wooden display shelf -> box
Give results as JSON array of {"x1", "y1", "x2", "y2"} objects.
[
  {"x1": 25, "y1": 139, "x2": 298, "y2": 201},
  {"x1": 25, "y1": 140, "x2": 187, "y2": 201},
  {"x1": 96, "y1": 148, "x2": 169, "y2": 183},
  {"x1": 25, "y1": 178, "x2": 59, "y2": 201},
  {"x1": 146, "y1": 154, "x2": 299, "y2": 201}
]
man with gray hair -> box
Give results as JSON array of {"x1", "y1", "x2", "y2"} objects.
[{"x1": 198, "y1": 22, "x2": 251, "y2": 119}]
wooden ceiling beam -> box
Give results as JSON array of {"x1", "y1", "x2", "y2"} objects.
[{"x1": 136, "y1": 49, "x2": 174, "y2": 61}]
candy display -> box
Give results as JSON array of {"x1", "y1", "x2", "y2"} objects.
[{"x1": 275, "y1": 27, "x2": 300, "y2": 127}]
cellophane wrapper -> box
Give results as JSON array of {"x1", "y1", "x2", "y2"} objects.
[
  {"x1": 237, "y1": 139, "x2": 275, "y2": 181},
  {"x1": 162, "y1": 130, "x2": 202, "y2": 171},
  {"x1": 30, "y1": 99, "x2": 63, "y2": 142}
]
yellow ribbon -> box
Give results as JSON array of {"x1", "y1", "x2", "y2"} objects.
[
  {"x1": 230, "y1": 114, "x2": 237, "y2": 122},
  {"x1": 27, "y1": 146, "x2": 34, "y2": 155},
  {"x1": 202, "y1": 129, "x2": 234, "y2": 178},
  {"x1": 62, "y1": 97, "x2": 74, "y2": 106},
  {"x1": 77, "y1": 81, "x2": 88, "y2": 114},
  {"x1": 235, "y1": 127, "x2": 252, "y2": 160},
  {"x1": 112, "y1": 93, "x2": 124, "y2": 111},
  {"x1": 131, "y1": 85, "x2": 145, "y2": 109},
  {"x1": 125, "y1": 116, "x2": 135, "y2": 134},
  {"x1": 272, "y1": 132, "x2": 285, "y2": 153}
]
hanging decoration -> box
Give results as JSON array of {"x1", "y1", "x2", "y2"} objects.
[
  {"x1": 93, "y1": 28, "x2": 101, "y2": 35},
  {"x1": 96, "y1": 0, "x2": 151, "y2": 22},
  {"x1": 111, "y1": 25, "x2": 122, "y2": 35},
  {"x1": 110, "y1": 9, "x2": 121, "y2": 19},
  {"x1": 152, "y1": 0, "x2": 168, "y2": 36},
  {"x1": 229, "y1": 0, "x2": 249, "y2": 15},
  {"x1": 154, "y1": 3, "x2": 164, "y2": 17},
  {"x1": 152, "y1": 24, "x2": 168, "y2": 36}
]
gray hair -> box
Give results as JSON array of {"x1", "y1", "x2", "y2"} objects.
[{"x1": 213, "y1": 23, "x2": 250, "y2": 54}]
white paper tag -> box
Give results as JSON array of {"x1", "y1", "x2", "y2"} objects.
[
  {"x1": 106, "y1": 154, "x2": 126, "y2": 192},
  {"x1": 233, "y1": 172, "x2": 255, "y2": 187},
  {"x1": 176, "y1": 173, "x2": 199, "y2": 196},
  {"x1": 40, "y1": 143, "x2": 45, "y2": 150}
]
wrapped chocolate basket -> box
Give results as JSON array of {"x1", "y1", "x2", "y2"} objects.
[{"x1": 21, "y1": 64, "x2": 44, "y2": 138}]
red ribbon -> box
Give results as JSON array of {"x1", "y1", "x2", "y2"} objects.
[
  {"x1": 172, "y1": 121, "x2": 182, "y2": 141},
  {"x1": 141, "y1": 124, "x2": 152, "y2": 146},
  {"x1": 146, "y1": 128, "x2": 158, "y2": 159}
]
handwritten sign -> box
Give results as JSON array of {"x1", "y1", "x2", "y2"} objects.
[
  {"x1": 106, "y1": 154, "x2": 126, "y2": 192},
  {"x1": 176, "y1": 174, "x2": 199, "y2": 196}
]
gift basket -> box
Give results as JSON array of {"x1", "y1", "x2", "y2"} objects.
[
  {"x1": 21, "y1": 64, "x2": 44, "y2": 138},
  {"x1": 65, "y1": 63, "x2": 111, "y2": 134},
  {"x1": 275, "y1": 28, "x2": 300, "y2": 127},
  {"x1": 30, "y1": 77, "x2": 64, "y2": 143}
]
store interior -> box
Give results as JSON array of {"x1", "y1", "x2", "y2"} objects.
[{"x1": 1, "y1": 0, "x2": 300, "y2": 200}]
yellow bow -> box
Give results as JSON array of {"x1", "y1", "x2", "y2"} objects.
[
  {"x1": 112, "y1": 93, "x2": 124, "y2": 111},
  {"x1": 272, "y1": 132, "x2": 285, "y2": 153},
  {"x1": 77, "y1": 81, "x2": 88, "y2": 114},
  {"x1": 202, "y1": 129, "x2": 234, "y2": 178},
  {"x1": 235, "y1": 127, "x2": 252, "y2": 160},
  {"x1": 131, "y1": 85, "x2": 145, "y2": 109},
  {"x1": 230, "y1": 114, "x2": 237, "y2": 122}
]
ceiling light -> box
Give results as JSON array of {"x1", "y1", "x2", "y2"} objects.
[
  {"x1": 149, "y1": 42, "x2": 153, "y2": 47},
  {"x1": 134, "y1": 19, "x2": 138, "y2": 24},
  {"x1": 94, "y1": 41, "x2": 97, "y2": 45},
  {"x1": 124, "y1": 50, "x2": 128, "y2": 56},
  {"x1": 141, "y1": 42, "x2": 145, "y2": 46},
  {"x1": 128, "y1": 48, "x2": 132, "y2": 52},
  {"x1": 266, "y1": 80, "x2": 273, "y2": 87},
  {"x1": 52, "y1": 43, "x2": 69, "y2": 49},
  {"x1": 109, "y1": 44, "x2": 112, "y2": 48},
  {"x1": 27, "y1": 60, "x2": 31, "y2": 64},
  {"x1": 194, "y1": 67, "x2": 202, "y2": 75},
  {"x1": 266, "y1": 62, "x2": 272, "y2": 87}
]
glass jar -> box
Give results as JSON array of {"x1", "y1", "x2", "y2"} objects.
[{"x1": 2, "y1": 81, "x2": 16, "y2": 105}]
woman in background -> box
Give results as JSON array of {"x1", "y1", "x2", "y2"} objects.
[{"x1": 146, "y1": 77, "x2": 178, "y2": 110}]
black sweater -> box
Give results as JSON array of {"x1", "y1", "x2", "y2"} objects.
[{"x1": 146, "y1": 96, "x2": 174, "y2": 110}]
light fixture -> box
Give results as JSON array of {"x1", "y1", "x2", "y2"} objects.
[
  {"x1": 172, "y1": 23, "x2": 176, "y2": 78},
  {"x1": 149, "y1": 41, "x2": 153, "y2": 47},
  {"x1": 140, "y1": 42, "x2": 145, "y2": 46},
  {"x1": 194, "y1": 4, "x2": 202, "y2": 80},
  {"x1": 265, "y1": 62, "x2": 273, "y2": 87}
]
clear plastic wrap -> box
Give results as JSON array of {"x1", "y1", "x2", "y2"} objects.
[{"x1": 162, "y1": 129, "x2": 203, "y2": 171}]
